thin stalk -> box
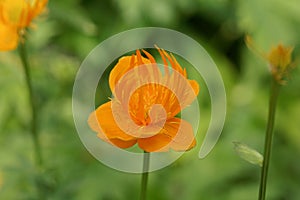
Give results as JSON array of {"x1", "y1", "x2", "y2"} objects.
[
  {"x1": 258, "y1": 78, "x2": 280, "y2": 200},
  {"x1": 18, "y1": 42, "x2": 43, "y2": 168},
  {"x1": 140, "y1": 151, "x2": 150, "y2": 200}
]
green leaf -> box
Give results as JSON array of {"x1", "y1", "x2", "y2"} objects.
[{"x1": 233, "y1": 142, "x2": 263, "y2": 167}]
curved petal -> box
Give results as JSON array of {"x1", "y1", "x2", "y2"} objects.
[
  {"x1": 0, "y1": 0, "x2": 47, "y2": 28},
  {"x1": 189, "y1": 79, "x2": 200, "y2": 96},
  {"x1": 29, "y1": 0, "x2": 48, "y2": 22},
  {"x1": 103, "y1": 137, "x2": 137, "y2": 149},
  {"x1": 88, "y1": 101, "x2": 137, "y2": 148},
  {"x1": 115, "y1": 68, "x2": 198, "y2": 123},
  {"x1": 1, "y1": 0, "x2": 26, "y2": 26},
  {"x1": 167, "y1": 118, "x2": 196, "y2": 151},
  {"x1": 94, "y1": 133, "x2": 137, "y2": 149},
  {"x1": 0, "y1": 24, "x2": 18, "y2": 51},
  {"x1": 137, "y1": 133, "x2": 171, "y2": 152},
  {"x1": 111, "y1": 99, "x2": 167, "y2": 138},
  {"x1": 157, "y1": 72, "x2": 198, "y2": 117},
  {"x1": 138, "y1": 118, "x2": 196, "y2": 152},
  {"x1": 109, "y1": 52, "x2": 151, "y2": 92}
]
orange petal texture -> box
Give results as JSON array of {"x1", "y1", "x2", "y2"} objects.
[
  {"x1": 88, "y1": 102, "x2": 137, "y2": 141},
  {"x1": 88, "y1": 102, "x2": 137, "y2": 148},
  {"x1": 109, "y1": 54, "x2": 152, "y2": 93},
  {"x1": 137, "y1": 118, "x2": 196, "y2": 152},
  {"x1": 0, "y1": 0, "x2": 48, "y2": 51},
  {"x1": 89, "y1": 47, "x2": 200, "y2": 152},
  {"x1": 0, "y1": 23, "x2": 18, "y2": 50}
]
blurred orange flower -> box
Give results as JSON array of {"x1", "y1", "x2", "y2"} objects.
[
  {"x1": 88, "y1": 47, "x2": 200, "y2": 152},
  {"x1": 0, "y1": 0, "x2": 48, "y2": 51},
  {"x1": 245, "y1": 36, "x2": 294, "y2": 84},
  {"x1": 267, "y1": 44, "x2": 294, "y2": 84}
]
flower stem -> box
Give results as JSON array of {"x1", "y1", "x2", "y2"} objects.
[
  {"x1": 140, "y1": 151, "x2": 150, "y2": 200},
  {"x1": 258, "y1": 78, "x2": 280, "y2": 200},
  {"x1": 18, "y1": 42, "x2": 43, "y2": 168}
]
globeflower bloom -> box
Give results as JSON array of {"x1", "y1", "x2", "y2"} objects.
[
  {"x1": 245, "y1": 36, "x2": 294, "y2": 84},
  {"x1": 0, "y1": 0, "x2": 48, "y2": 51},
  {"x1": 88, "y1": 47, "x2": 200, "y2": 152},
  {"x1": 267, "y1": 44, "x2": 294, "y2": 84}
]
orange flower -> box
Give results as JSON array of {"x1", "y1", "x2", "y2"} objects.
[
  {"x1": 267, "y1": 44, "x2": 294, "y2": 84},
  {"x1": 245, "y1": 36, "x2": 294, "y2": 84},
  {"x1": 0, "y1": 0, "x2": 48, "y2": 51},
  {"x1": 88, "y1": 47, "x2": 200, "y2": 152}
]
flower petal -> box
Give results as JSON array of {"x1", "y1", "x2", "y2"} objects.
[
  {"x1": 1, "y1": 0, "x2": 26, "y2": 26},
  {"x1": 104, "y1": 137, "x2": 137, "y2": 149},
  {"x1": 0, "y1": 0, "x2": 47, "y2": 28},
  {"x1": 109, "y1": 53, "x2": 151, "y2": 92},
  {"x1": 115, "y1": 65, "x2": 199, "y2": 122},
  {"x1": 88, "y1": 101, "x2": 137, "y2": 145},
  {"x1": 189, "y1": 79, "x2": 200, "y2": 96},
  {"x1": 0, "y1": 23, "x2": 18, "y2": 51},
  {"x1": 137, "y1": 133, "x2": 171, "y2": 152},
  {"x1": 137, "y1": 118, "x2": 196, "y2": 152},
  {"x1": 163, "y1": 118, "x2": 196, "y2": 151},
  {"x1": 29, "y1": 0, "x2": 48, "y2": 22}
]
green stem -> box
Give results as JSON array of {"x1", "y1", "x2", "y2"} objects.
[
  {"x1": 140, "y1": 151, "x2": 150, "y2": 200},
  {"x1": 258, "y1": 78, "x2": 280, "y2": 200},
  {"x1": 18, "y1": 42, "x2": 43, "y2": 168}
]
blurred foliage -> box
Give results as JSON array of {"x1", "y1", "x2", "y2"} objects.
[{"x1": 1, "y1": 0, "x2": 300, "y2": 199}]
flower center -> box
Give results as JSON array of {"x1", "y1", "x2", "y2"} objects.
[{"x1": 128, "y1": 83, "x2": 180, "y2": 126}]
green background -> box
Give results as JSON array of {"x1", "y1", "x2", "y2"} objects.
[{"x1": 1, "y1": 0, "x2": 300, "y2": 199}]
